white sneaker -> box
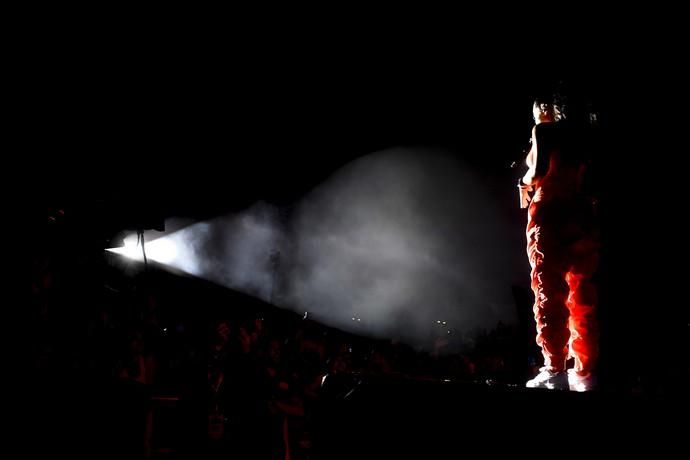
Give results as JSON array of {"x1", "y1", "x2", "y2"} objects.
[
  {"x1": 567, "y1": 369, "x2": 596, "y2": 392},
  {"x1": 526, "y1": 367, "x2": 569, "y2": 390}
]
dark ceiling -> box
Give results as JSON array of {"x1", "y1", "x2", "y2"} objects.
[{"x1": 26, "y1": 37, "x2": 637, "y2": 234}]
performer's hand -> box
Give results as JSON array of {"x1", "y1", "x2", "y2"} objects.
[{"x1": 518, "y1": 182, "x2": 533, "y2": 209}]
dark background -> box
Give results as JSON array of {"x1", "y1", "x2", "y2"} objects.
[
  {"x1": 24, "y1": 29, "x2": 687, "y2": 455},
  {"x1": 28, "y1": 36, "x2": 684, "y2": 377}
]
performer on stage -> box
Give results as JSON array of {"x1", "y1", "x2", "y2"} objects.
[{"x1": 519, "y1": 97, "x2": 600, "y2": 391}]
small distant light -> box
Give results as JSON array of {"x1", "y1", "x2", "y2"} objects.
[
  {"x1": 357, "y1": 318, "x2": 361, "y2": 322},
  {"x1": 447, "y1": 331, "x2": 451, "y2": 334},
  {"x1": 437, "y1": 320, "x2": 441, "y2": 324},
  {"x1": 442, "y1": 321, "x2": 447, "y2": 325},
  {"x1": 352, "y1": 317, "x2": 356, "y2": 321},
  {"x1": 163, "y1": 328, "x2": 168, "y2": 333}
]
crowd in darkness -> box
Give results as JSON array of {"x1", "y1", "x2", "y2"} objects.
[
  {"x1": 205, "y1": 313, "x2": 527, "y2": 458},
  {"x1": 30, "y1": 212, "x2": 528, "y2": 458},
  {"x1": 30, "y1": 208, "x2": 682, "y2": 459}
]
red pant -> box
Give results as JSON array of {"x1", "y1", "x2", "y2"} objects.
[{"x1": 527, "y1": 196, "x2": 599, "y2": 374}]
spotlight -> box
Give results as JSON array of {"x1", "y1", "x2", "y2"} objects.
[{"x1": 106, "y1": 232, "x2": 177, "y2": 264}]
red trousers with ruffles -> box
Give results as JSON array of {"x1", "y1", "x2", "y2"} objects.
[{"x1": 527, "y1": 193, "x2": 599, "y2": 374}]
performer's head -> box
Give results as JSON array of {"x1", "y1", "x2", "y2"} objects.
[{"x1": 532, "y1": 98, "x2": 564, "y2": 125}]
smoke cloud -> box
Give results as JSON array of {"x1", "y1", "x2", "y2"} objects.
[{"x1": 115, "y1": 148, "x2": 525, "y2": 351}]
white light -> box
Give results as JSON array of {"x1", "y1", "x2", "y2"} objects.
[
  {"x1": 123, "y1": 234, "x2": 138, "y2": 248},
  {"x1": 105, "y1": 224, "x2": 205, "y2": 277},
  {"x1": 106, "y1": 233, "x2": 144, "y2": 260},
  {"x1": 442, "y1": 321, "x2": 447, "y2": 325},
  {"x1": 147, "y1": 238, "x2": 177, "y2": 265},
  {"x1": 352, "y1": 317, "x2": 356, "y2": 321},
  {"x1": 436, "y1": 320, "x2": 441, "y2": 324},
  {"x1": 107, "y1": 243, "x2": 143, "y2": 260},
  {"x1": 106, "y1": 234, "x2": 177, "y2": 265}
]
